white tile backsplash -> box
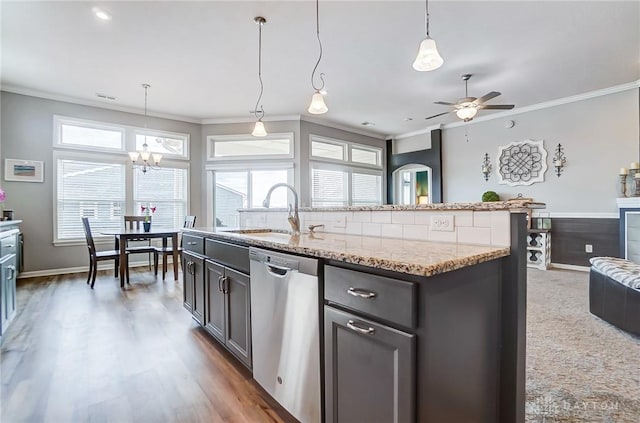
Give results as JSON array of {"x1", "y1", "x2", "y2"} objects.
[
  {"x1": 457, "y1": 227, "x2": 492, "y2": 245},
  {"x1": 362, "y1": 222, "x2": 382, "y2": 237},
  {"x1": 381, "y1": 223, "x2": 404, "y2": 239},
  {"x1": 371, "y1": 211, "x2": 392, "y2": 223},
  {"x1": 391, "y1": 211, "x2": 415, "y2": 225},
  {"x1": 239, "y1": 208, "x2": 515, "y2": 246}
]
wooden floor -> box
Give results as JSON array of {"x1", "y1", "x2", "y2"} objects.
[{"x1": 1, "y1": 269, "x2": 295, "y2": 423}]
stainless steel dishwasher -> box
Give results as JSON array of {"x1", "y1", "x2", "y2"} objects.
[{"x1": 249, "y1": 247, "x2": 320, "y2": 423}]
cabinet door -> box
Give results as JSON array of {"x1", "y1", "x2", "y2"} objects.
[
  {"x1": 182, "y1": 251, "x2": 196, "y2": 315},
  {"x1": 4, "y1": 255, "x2": 16, "y2": 324},
  {"x1": 224, "y1": 267, "x2": 252, "y2": 369},
  {"x1": 324, "y1": 306, "x2": 415, "y2": 423},
  {"x1": 192, "y1": 255, "x2": 205, "y2": 325},
  {"x1": 0, "y1": 255, "x2": 8, "y2": 334},
  {"x1": 204, "y1": 260, "x2": 225, "y2": 343}
]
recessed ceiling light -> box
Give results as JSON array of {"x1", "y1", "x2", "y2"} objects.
[
  {"x1": 361, "y1": 121, "x2": 375, "y2": 126},
  {"x1": 404, "y1": 117, "x2": 413, "y2": 121},
  {"x1": 92, "y1": 7, "x2": 111, "y2": 21}
]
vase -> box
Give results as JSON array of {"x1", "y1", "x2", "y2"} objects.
[{"x1": 143, "y1": 221, "x2": 151, "y2": 232}]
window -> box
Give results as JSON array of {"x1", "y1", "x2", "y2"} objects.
[
  {"x1": 53, "y1": 116, "x2": 190, "y2": 244},
  {"x1": 207, "y1": 133, "x2": 295, "y2": 227},
  {"x1": 207, "y1": 133, "x2": 294, "y2": 160},
  {"x1": 310, "y1": 135, "x2": 383, "y2": 207},
  {"x1": 56, "y1": 158, "x2": 125, "y2": 240},
  {"x1": 55, "y1": 117, "x2": 125, "y2": 151},
  {"x1": 135, "y1": 130, "x2": 189, "y2": 158},
  {"x1": 213, "y1": 168, "x2": 292, "y2": 227},
  {"x1": 134, "y1": 167, "x2": 188, "y2": 229}
]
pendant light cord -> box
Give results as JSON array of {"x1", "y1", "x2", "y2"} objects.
[
  {"x1": 254, "y1": 20, "x2": 265, "y2": 121},
  {"x1": 311, "y1": 0, "x2": 325, "y2": 92},
  {"x1": 424, "y1": 0, "x2": 430, "y2": 37},
  {"x1": 142, "y1": 83, "x2": 150, "y2": 148}
]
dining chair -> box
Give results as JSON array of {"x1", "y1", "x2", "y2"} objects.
[
  {"x1": 123, "y1": 215, "x2": 156, "y2": 269},
  {"x1": 82, "y1": 217, "x2": 128, "y2": 288},
  {"x1": 154, "y1": 215, "x2": 196, "y2": 280}
]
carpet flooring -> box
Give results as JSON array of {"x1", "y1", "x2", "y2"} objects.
[{"x1": 526, "y1": 268, "x2": 640, "y2": 422}]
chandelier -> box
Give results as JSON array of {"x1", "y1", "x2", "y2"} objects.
[{"x1": 129, "y1": 84, "x2": 162, "y2": 173}]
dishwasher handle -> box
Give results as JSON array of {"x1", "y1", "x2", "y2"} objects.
[{"x1": 264, "y1": 262, "x2": 295, "y2": 278}]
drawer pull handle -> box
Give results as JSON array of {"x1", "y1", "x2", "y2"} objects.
[
  {"x1": 187, "y1": 242, "x2": 198, "y2": 245},
  {"x1": 5, "y1": 244, "x2": 14, "y2": 248},
  {"x1": 347, "y1": 320, "x2": 375, "y2": 335},
  {"x1": 347, "y1": 287, "x2": 377, "y2": 299}
]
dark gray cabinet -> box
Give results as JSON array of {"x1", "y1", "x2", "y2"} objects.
[
  {"x1": 205, "y1": 259, "x2": 252, "y2": 369},
  {"x1": 324, "y1": 305, "x2": 415, "y2": 423},
  {"x1": 182, "y1": 250, "x2": 205, "y2": 324}
]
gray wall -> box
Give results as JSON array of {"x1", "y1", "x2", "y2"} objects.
[
  {"x1": 441, "y1": 89, "x2": 639, "y2": 213},
  {"x1": 0, "y1": 91, "x2": 203, "y2": 273}
]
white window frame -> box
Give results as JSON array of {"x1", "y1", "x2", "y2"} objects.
[
  {"x1": 206, "y1": 132, "x2": 295, "y2": 161},
  {"x1": 53, "y1": 115, "x2": 126, "y2": 153},
  {"x1": 309, "y1": 134, "x2": 384, "y2": 207},
  {"x1": 309, "y1": 135, "x2": 383, "y2": 170},
  {"x1": 53, "y1": 116, "x2": 190, "y2": 245},
  {"x1": 207, "y1": 162, "x2": 295, "y2": 227},
  {"x1": 134, "y1": 128, "x2": 190, "y2": 160}
]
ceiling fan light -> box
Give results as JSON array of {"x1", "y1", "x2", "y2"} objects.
[
  {"x1": 308, "y1": 91, "x2": 328, "y2": 114},
  {"x1": 456, "y1": 106, "x2": 478, "y2": 121},
  {"x1": 412, "y1": 37, "x2": 444, "y2": 71},
  {"x1": 252, "y1": 120, "x2": 267, "y2": 137}
]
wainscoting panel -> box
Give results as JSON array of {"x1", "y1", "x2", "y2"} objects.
[{"x1": 550, "y1": 218, "x2": 620, "y2": 266}]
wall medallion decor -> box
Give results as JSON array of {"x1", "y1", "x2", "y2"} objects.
[{"x1": 497, "y1": 139, "x2": 547, "y2": 186}]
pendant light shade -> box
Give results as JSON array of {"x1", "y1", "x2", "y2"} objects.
[
  {"x1": 252, "y1": 16, "x2": 268, "y2": 137},
  {"x1": 308, "y1": 91, "x2": 328, "y2": 114},
  {"x1": 252, "y1": 121, "x2": 267, "y2": 137},
  {"x1": 308, "y1": 0, "x2": 328, "y2": 114},
  {"x1": 412, "y1": 37, "x2": 444, "y2": 71},
  {"x1": 413, "y1": 0, "x2": 443, "y2": 71}
]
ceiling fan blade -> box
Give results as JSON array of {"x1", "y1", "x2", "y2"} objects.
[
  {"x1": 473, "y1": 91, "x2": 501, "y2": 105},
  {"x1": 424, "y1": 112, "x2": 450, "y2": 120},
  {"x1": 434, "y1": 101, "x2": 455, "y2": 106},
  {"x1": 479, "y1": 104, "x2": 515, "y2": 110}
]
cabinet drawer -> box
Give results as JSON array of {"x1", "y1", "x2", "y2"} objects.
[
  {"x1": 205, "y1": 239, "x2": 250, "y2": 274},
  {"x1": 325, "y1": 265, "x2": 417, "y2": 329},
  {"x1": 1, "y1": 234, "x2": 17, "y2": 257},
  {"x1": 182, "y1": 233, "x2": 204, "y2": 255}
]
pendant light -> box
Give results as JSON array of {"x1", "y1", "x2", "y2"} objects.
[
  {"x1": 412, "y1": 0, "x2": 444, "y2": 71},
  {"x1": 308, "y1": 0, "x2": 328, "y2": 114},
  {"x1": 252, "y1": 16, "x2": 268, "y2": 137},
  {"x1": 129, "y1": 84, "x2": 162, "y2": 173}
]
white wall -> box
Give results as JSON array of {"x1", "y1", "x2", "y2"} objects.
[{"x1": 441, "y1": 89, "x2": 639, "y2": 215}]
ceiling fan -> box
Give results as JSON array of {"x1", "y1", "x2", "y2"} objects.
[{"x1": 425, "y1": 74, "x2": 515, "y2": 122}]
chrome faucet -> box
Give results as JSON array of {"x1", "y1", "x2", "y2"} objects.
[{"x1": 262, "y1": 183, "x2": 300, "y2": 235}]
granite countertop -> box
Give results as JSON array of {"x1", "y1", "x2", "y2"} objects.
[
  {"x1": 0, "y1": 220, "x2": 22, "y2": 227},
  {"x1": 184, "y1": 227, "x2": 510, "y2": 277},
  {"x1": 238, "y1": 199, "x2": 546, "y2": 213}
]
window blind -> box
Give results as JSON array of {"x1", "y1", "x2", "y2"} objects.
[
  {"x1": 57, "y1": 159, "x2": 125, "y2": 240},
  {"x1": 311, "y1": 168, "x2": 348, "y2": 207},
  {"x1": 352, "y1": 172, "x2": 382, "y2": 205},
  {"x1": 134, "y1": 167, "x2": 188, "y2": 229}
]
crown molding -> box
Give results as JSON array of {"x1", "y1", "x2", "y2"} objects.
[
  {"x1": 1, "y1": 84, "x2": 201, "y2": 124},
  {"x1": 391, "y1": 124, "x2": 442, "y2": 140},
  {"x1": 201, "y1": 114, "x2": 301, "y2": 124},
  {"x1": 300, "y1": 115, "x2": 387, "y2": 139},
  {"x1": 392, "y1": 79, "x2": 640, "y2": 138}
]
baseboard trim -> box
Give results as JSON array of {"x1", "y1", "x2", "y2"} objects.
[
  {"x1": 17, "y1": 259, "x2": 175, "y2": 279},
  {"x1": 549, "y1": 263, "x2": 590, "y2": 272}
]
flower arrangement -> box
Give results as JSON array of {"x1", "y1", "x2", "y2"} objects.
[
  {"x1": 140, "y1": 204, "x2": 156, "y2": 223},
  {"x1": 0, "y1": 187, "x2": 5, "y2": 213}
]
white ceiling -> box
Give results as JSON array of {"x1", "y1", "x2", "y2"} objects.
[{"x1": 2, "y1": 1, "x2": 639, "y2": 138}]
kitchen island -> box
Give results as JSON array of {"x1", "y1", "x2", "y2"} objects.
[{"x1": 182, "y1": 201, "x2": 541, "y2": 423}]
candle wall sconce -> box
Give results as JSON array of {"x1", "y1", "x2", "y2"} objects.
[
  {"x1": 553, "y1": 143, "x2": 566, "y2": 177},
  {"x1": 481, "y1": 153, "x2": 492, "y2": 181}
]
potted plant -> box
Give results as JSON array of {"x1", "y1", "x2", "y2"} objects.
[{"x1": 481, "y1": 191, "x2": 500, "y2": 202}]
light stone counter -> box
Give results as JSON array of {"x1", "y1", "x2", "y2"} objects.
[{"x1": 183, "y1": 228, "x2": 510, "y2": 277}]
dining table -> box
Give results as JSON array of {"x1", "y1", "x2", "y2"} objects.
[{"x1": 100, "y1": 228, "x2": 181, "y2": 288}]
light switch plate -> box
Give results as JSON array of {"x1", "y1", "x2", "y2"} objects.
[{"x1": 430, "y1": 215, "x2": 455, "y2": 231}]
